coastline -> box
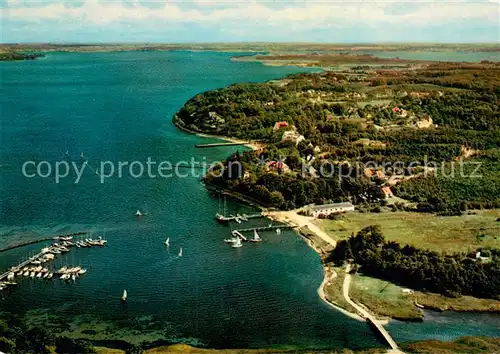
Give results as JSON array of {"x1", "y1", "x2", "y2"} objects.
[
  {"x1": 263, "y1": 210, "x2": 376, "y2": 323},
  {"x1": 173, "y1": 116, "x2": 264, "y2": 151}
]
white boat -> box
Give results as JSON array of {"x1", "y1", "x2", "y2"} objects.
[
  {"x1": 7, "y1": 272, "x2": 15, "y2": 281},
  {"x1": 23, "y1": 270, "x2": 30, "y2": 277},
  {"x1": 36, "y1": 272, "x2": 42, "y2": 278},
  {"x1": 30, "y1": 272, "x2": 35, "y2": 278},
  {"x1": 71, "y1": 274, "x2": 76, "y2": 281},
  {"x1": 165, "y1": 238, "x2": 170, "y2": 246},
  {"x1": 61, "y1": 274, "x2": 70, "y2": 280},
  {"x1": 78, "y1": 269, "x2": 87, "y2": 275},
  {"x1": 58, "y1": 266, "x2": 68, "y2": 274},
  {"x1": 122, "y1": 289, "x2": 127, "y2": 301},
  {"x1": 178, "y1": 247, "x2": 183, "y2": 257},
  {"x1": 43, "y1": 272, "x2": 49, "y2": 279},
  {"x1": 224, "y1": 238, "x2": 237, "y2": 243},
  {"x1": 250, "y1": 230, "x2": 262, "y2": 243},
  {"x1": 16, "y1": 271, "x2": 23, "y2": 277},
  {"x1": 136, "y1": 210, "x2": 143, "y2": 217},
  {"x1": 232, "y1": 236, "x2": 243, "y2": 248},
  {"x1": 48, "y1": 273, "x2": 54, "y2": 279},
  {"x1": 276, "y1": 228, "x2": 282, "y2": 235}
]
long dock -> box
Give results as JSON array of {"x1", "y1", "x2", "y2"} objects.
[
  {"x1": 0, "y1": 252, "x2": 44, "y2": 281},
  {"x1": 218, "y1": 213, "x2": 264, "y2": 222},
  {"x1": 195, "y1": 142, "x2": 247, "y2": 148},
  {"x1": 235, "y1": 224, "x2": 294, "y2": 233},
  {"x1": 0, "y1": 231, "x2": 88, "y2": 253}
]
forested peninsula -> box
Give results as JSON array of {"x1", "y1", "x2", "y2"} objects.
[{"x1": 174, "y1": 61, "x2": 500, "y2": 215}]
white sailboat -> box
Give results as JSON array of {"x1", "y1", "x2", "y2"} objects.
[
  {"x1": 165, "y1": 238, "x2": 170, "y2": 246},
  {"x1": 122, "y1": 289, "x2": 127, "y2": 301},
  {"x1": 232, "y1": 236, "x2": 243, "y2": 248},
  {"x1": 136, "y1": 210, "x2": 143, "y2": 217},
  {"x1": 276, "y1": 228, "x2": 282, "y2": 235},
  {"x1": 178, "y1": 247, "x2": 183, "y2": 257},
  {"x1": 250, "y1": 230, "x2": 262, "y2": 242}
]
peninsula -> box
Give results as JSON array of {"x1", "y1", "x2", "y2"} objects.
[{"x1": 174, "y1": 57, "x2": 500, "y2": 321}]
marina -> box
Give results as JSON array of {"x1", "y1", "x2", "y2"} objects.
[{"x1": 0, "y1": 234, "x2": 107, "y2": 291}]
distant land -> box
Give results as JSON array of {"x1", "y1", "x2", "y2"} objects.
[{"x1": 1, "y1": 42, "x2": 499, "y2": 54}]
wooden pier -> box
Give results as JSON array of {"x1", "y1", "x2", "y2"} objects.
[
  {"x1": 0, "y1": 252, "x2": 44, "y2": 281},
  {"x1": 195, "y1": 142, "x2": 247, "y2": 148},
  {"x1": 235, "y1": 224, "x2": 294, "y2": 233}
]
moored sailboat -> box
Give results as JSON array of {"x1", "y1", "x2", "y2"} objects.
[
  {"x1": 122, "y1": 289, "x2": 127, "y2": 302},
  {"x1": 250, "y1": 230, "x2": 262, "y2": 243},
  {"x1": 232, "y1": 236, "x2": 243, "y2": 248}
]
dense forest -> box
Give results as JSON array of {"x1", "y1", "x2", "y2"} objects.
[
  {"x1": 327, "y1": 226, "x2": 500, "y2": 300},
  {"x1": 175, "y1": 62, "x2": 500, "y2": 212}
]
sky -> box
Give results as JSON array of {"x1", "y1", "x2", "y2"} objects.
[{"x1": 1, "y1": 0, "x2": 499, "y2": 43}]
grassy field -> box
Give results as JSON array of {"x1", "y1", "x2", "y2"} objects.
[
  {"x1": 314, "y1": 210, "x2": 500, "y2": 253},
  {"x1": 349, "y1": 274, "x2": 424, "y2": 321}
]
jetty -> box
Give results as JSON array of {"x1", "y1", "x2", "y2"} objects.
[
  {"x1": 235, "y1": 224, "x2": 293, "y2": 233},
  {"x1": 231, "y1": 230, "x2": 247, "y2": 242},
  {"x1": 217, "y1": 213, "x2": 263, "y2": 223},
  {"x1": 195, "y1": 142, "x2": 247, "y2": 148},
  {"x1": 0, "y1": 252, "x2": 44, "y2": 281},
  {"x1": 0, "y1": 231, "x2": 88, "y2": 253}
]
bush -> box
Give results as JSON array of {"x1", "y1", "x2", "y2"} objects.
[
  {"x1": 0, "y1": 336, "x2": 16, "y2": 353},
  {"x1": 55, "y1": 337, "x2": 96, "y2": 354}
]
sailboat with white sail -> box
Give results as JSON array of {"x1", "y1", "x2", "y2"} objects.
[
  {"x1": 178, "y1": 247, "x2": 183, "y2": 257},
  {"x1": 165, "y1": 238, "x2": 170, "y2": 246},
  {"x1": 250, "y1": 230, "x2": 262, "y2": 243},
  {"x1": 232, "y1": 236, "x2": 243, "y2": 248},
  {"x1": 121, "y1": 289, "x2": 127, "y2": 302}
]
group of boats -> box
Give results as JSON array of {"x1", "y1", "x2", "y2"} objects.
[
  {"x1": 225, "y1": 230, "x2": 262, "y2": 248},
  {"x1": 57, "y1": 266, "x2": 88, "y2": 281},
  {"x1": 0, "y1": 234, "x2": 107, "y2": 293},
  {"x1": 3, "y1": 265, "x2": 88, "y2": 283}
]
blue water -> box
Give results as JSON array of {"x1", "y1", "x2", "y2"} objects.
[
  {"x1": 0, "y1": 51, "x2": 498, "y2": 350},
  {"x1": 0, "y1": 51, "x2": 378, "y2": 350}
]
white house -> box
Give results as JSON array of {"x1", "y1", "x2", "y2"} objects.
[
  {"x1": 282, "y1": 130, "x2": 305, "y2": 146},
  {"x1": 306, "y1": 202, "x2": 355, "y2": 217}
]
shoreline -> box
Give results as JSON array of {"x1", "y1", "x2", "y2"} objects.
[
  {"x1": 173, "y1": 117, "x2": 264, "y2": 151},
  {"x1": 263, "y1": 210, "x2": 375, "y2": 323}
]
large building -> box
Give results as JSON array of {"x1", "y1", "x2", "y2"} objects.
[{"x1": 306, "y1": 202, "x2": 355, "y2": 217}]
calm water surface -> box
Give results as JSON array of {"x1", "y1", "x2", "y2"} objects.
[{"x1": 0, "y1": 51, "x2": 498, "y2": 350}]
